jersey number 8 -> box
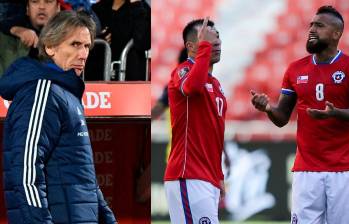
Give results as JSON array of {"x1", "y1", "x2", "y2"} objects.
[{"x1": 316, "y1": 83, "x2": 324, "y2": 101}]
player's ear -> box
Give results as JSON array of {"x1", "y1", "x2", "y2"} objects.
[
  {"x1": 333, "y1": 30, "x2": 342, "y2": 40},
  {"x1": 45, "y1": 46, "x2": 55, "y2": 57},
  {"x1": 185, "y1": 41, "x2": 195, "y2": 52}
]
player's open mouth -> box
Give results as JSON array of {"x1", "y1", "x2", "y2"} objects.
[{"x1": 308, "y1": 35, "x2": 318, "y2": 43}]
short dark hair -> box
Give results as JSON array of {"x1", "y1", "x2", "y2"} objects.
[
  {"x1": 182, "y1": 19, "x2": 214, "y2": 45},
  {"x1": 178, "y1": 48, "x2": 188, "y2": 63},
  {"x1": 316, "y1": 5, "x2": 344, "y2": 27}
]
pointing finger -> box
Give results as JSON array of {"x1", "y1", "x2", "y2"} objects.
[
  {"x1": 198, "y1": 17, "x2": 209, "y2": 40},
  {"x1": 202, "y1": 16, "x2": 209, "y2": 29}
]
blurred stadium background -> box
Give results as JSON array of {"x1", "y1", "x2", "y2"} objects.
[{"x1": 151, "y1": 0, "x2": 349, "y2": 222}]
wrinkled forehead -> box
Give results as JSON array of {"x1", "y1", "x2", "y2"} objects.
[{"x1": 63, "y1": 26, "x2": 92, "y2": 44}]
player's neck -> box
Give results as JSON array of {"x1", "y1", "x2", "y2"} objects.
[
  {"x1": 209, "y1": 65, "x2": 213, "y2": 73},
  {"x1": 315, "y1": 48, "x2": 339, "y2": 64}
]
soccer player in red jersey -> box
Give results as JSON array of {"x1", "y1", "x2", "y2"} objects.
[
  {"x1": 251, "y1": 6, "x2": 349, "y2": 224},
  {"x1": 164, "y1": 17, "x2": 226, "y2": 223}
]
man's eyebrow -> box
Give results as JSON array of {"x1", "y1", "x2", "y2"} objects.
[{"x1": 310, "y1": 21, "x2": 324, "y2": 26}]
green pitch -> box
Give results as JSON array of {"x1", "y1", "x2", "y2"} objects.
[{"x1": 152, "y1": 222, "x2": 289, "y2": 224}]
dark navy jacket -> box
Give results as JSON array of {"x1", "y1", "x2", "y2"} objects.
[{"x1": 0, "y1": 57, "x2": 116, "y2": 224}]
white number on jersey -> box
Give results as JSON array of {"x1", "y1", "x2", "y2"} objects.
[
  {"x1": 215, "y1": 97, "x2": 224, "y2": 117},
  {"x1": 315, "y1": 83, "x2": 324, "y2": 101}
]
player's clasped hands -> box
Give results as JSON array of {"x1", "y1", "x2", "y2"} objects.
[
  {"x1": 250, "y1": 90, "x2": 271, "y2": 112},
  {"x1": 198, "y1": 16, "x2": 218, "y2": 44}
]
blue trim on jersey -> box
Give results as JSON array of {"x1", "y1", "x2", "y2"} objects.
[
  {"x1": 180, "y1": 77, "x2": 188, "y2": 96},
  {"x1": 187, "y1": 57, "x2": 195, "y2": 64},
  {"x1": 312, "y1": 50, "x2": 342, "y2": 65},
  {"x1": 281, "y1": 88, "x2": 295, "y2": 95},
  {"x1": 180, "y1": 179, "x2": 193, "y2": 224},
  {"x1": 331, "y1": 50, "x2": 342, "y2": 63}
]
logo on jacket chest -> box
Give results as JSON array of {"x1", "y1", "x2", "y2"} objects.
[
  {"x1": 76, "y1": 106, "x2": 88, "y2": 137},
  {"x1": 332, "y1": 71, "x2": 345, "y2": 84},
  {"x1": 77, "y1": 107, "x2": 86, "y2": 126}
]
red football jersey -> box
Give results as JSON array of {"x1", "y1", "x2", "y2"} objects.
[
  {"x1": 282, "y1": 51, "x2": 349, "y2": 171},
  {"x1": 164, "y1": 41, "x2": 227, "y2": 188}
]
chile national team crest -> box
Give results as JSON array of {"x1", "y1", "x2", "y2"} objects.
[{"x1": 332, "y1": 71, "x2": 345, "y2": 84}]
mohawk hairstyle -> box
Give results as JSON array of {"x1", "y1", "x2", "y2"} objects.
[
  {"x1": 317, "y1": 5, "x2": 344, "y2": 27},
  {"x1": 182, "y1": 19, "x2": 214, "y2": 46}
]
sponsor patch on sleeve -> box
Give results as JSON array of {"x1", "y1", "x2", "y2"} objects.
[{"x1": 178, "y1": 67, "x2": 189, "y2": 79}]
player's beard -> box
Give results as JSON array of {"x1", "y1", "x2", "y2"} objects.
[{"x1": 306, "y1": 39, "x2": 329, "y2": 54}]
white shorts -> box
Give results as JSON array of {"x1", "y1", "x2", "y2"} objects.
[
  {"x1": 164, "y1": 179, "x2": 220, "y2": 224},
  {"x1": 291, "y1": 171, "x2": 349, "y2": 224}
]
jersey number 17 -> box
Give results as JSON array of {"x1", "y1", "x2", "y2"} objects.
[{"x1": 215, "y1": 97, "x2": 224, "y2": 116}]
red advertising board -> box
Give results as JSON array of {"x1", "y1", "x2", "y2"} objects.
[
  {"x1": 0, "y1": 82, "x2": 151, "y2": 118},
  {"x1": 89, "y1": 121, "x2": 150, "y2": 223}
]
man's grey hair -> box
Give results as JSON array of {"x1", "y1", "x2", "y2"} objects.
[{"x1": 38, "y1": 10, "x2": 96, "y2": 60}]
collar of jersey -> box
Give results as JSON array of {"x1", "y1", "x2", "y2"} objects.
[
  {"x1": 312, "y1": 50, "x2": 342, "y2": 65},
  {"x1": 187, "y1": 57, "x2": 212, "y2": 76}
]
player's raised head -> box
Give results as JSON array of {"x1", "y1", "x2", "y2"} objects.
[{"x1": 306, "y1": 5, "x2": 344, "y2": 54}]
